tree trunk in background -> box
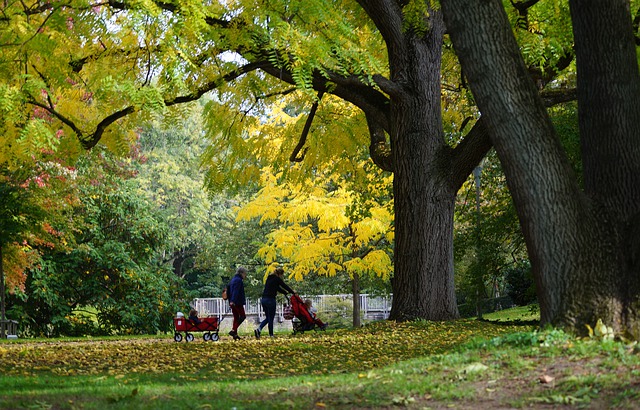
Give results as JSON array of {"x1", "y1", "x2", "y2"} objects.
[
  {"x1": 352, "y1": 272, "x2": 361, "y2": 328},
  {"x1": 173, "y1": 253, "x2": 186, "y2": 279},
  {"x1": 1, "y1": 245, "x2": 6, "y2": 339},
  {"x1": 442, "y1": 0, "x2": 640, "y2": 337}
]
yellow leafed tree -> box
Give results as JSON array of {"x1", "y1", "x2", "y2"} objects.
[{"x1": 237, "y1": 167, "x2": 393, "y2": 326}]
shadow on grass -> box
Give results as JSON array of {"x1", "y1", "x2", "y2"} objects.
[{"x1": 477, "y1": 318, "x2": 540, "y2": 327}]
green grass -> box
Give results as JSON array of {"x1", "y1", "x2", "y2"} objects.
[
  {"x1": 482, "y1": 303, "x2": 540, "y2": 322},
  {"x1": 1, "y1": 306, "x2": 639, "y2": 409}
]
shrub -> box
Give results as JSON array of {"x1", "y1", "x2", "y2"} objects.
[
  {"x1": 504, "y1": 261, "x2": 537, "y2": 306},
  {"x1": 321, "y1": 296, "x2": 359, "y2": 328}
]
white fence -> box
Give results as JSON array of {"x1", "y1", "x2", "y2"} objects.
[{"x1": 192, "y1": 294, "x2": 392, "y2": 324}]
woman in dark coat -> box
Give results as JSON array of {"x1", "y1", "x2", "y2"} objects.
[{"x1": 254, "y1": 267, "x2": 295, "y2": 338}]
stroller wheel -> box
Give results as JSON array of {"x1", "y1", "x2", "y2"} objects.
[
  {"x1": 185, "y1": 333, "x2": 195, "y2": 342},
  {"x1": 174, "y1": 333, "x2": 183, "y2": 342},
  {"x1": 203, "y1": 332, "x2": 211, "y2": 342},
  {"x1": 211, "y1": 333, "x2": 220, "y2": 342}
]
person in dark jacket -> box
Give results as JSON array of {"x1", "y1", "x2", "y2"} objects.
[
  {"x1": 228, "y1": 266, "x2": 247, "y2": 340},
  {"x1": 188, "y1": 308, "x2": 201, "y2": 324},
  {"x1": 254, "y1": 267, "x2": 295, "y2": 339}
]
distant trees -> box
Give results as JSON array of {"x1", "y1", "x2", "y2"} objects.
[
  {"x1": 11, "y1": 149, "x2": 187, "y2": 336},
  {"x1": 0, "y1": 168, "x2": 47, "y2": 337},
  {"x1": 135, "y1": 115, "x2": 271, "y2": 298}
]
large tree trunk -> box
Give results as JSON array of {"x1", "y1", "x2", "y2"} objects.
[
  {"x1": 568, "y1": 0, "x2": 640, "y2": 336},
  {"x1": 391, "y1": 164, "x2": 458, "y2": 320},
  {"x1": 384, "y1": 8, "x2": 459, "y2": 321},
  {"x1": 442, "y1": 0, "x2": 640, "y2": 337},
  {"x1": 261, "y1": 1, "x2": 490, "y2": 322}
]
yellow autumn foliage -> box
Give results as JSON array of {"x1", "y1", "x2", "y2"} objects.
[{"x1": 238, "y1": 168, "x2": 393, "y2": 281}]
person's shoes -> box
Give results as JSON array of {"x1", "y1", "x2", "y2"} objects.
[
  {"x1": 320, "y1": 323, "x2": 328, "y2": 330},
  {"x1": 229, "y1": 330, "x2": 241, "y2": 340},
  {"x1": 254, "y1": 328, "x2": 261, "y2": 339}
]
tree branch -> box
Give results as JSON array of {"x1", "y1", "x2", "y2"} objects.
[
  {"x1": 89, "y1": 106, "x2": 137, "y2": 148},
  {"x1": 290, "y1": 92, "x2": 324, "y2": 162},
  {"x1": 259, "y1": 62, "x2": 390, "y2": 129},
  {"x1": 27, "y1": 60, "x2": 269, "y2": 150},
  {"x1": 539, "y1": 88, "x2": 577, "y2": 106},
  {"x1": 356, "y1": 0, "x2": 404, "y2": 52},
  {"x1": 365, "y1": 112, "x2": 393, "y2": 172},
  {"x1": 256, "y1": 87, "x2": 297, "y2": 101},
  {"x1": 90, "y1": 61, "x2": 270, "y2": 149},
  {"x1": 26, "y1": 99, "x2": 86, "y2": 140},
  {"x1": 372, "y1": 74, "x2": 402, "y2": 98},
  {"x1": 106, "y1": 0, "x2": 233, "y2": 28},
  {"x1": 509, "y1": 0, "x2": 541, "y2": 30},
  {"x1": 450, "y1": 117, "x2": 491, "y2": 190},
  {"x1": 165, "y1": 61, "x2": 268, "y2": 106},
  {"x1": 528, "y1": 52, "x2": 575, "y2": 89}
]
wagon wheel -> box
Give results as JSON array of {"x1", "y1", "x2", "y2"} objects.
[
  {"x1": 185, "y1": 333, "x2": 195, "y2": 342},
  {"x1": 211, "y1": 333, "x2": 220, "y2": 342},
  {"x1": 174, "y1": 333, "x2": 183, "y2": 342},
  {"x1": 203, "y1": 332, "x2": 211, "y2": 342}
]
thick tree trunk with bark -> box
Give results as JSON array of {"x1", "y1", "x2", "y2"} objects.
[
  {"x1": 442, "y1": 0, "x2": 640, "y2": 337},
  {"x1": 382, "y1": 9, "x2": 459, "y2": 321},
  {"x1": 263, "y1": 1, "x2": 492, "y2": 322},
  {"x1": 390, "y1": 175, "x2": 458, "y2": 321},
  {"x1": 352, "y1": 1, "x2": 496, "y2": 322},
  {"x1": 568, "y1": 0, "x2": 640, "y2": 337}
]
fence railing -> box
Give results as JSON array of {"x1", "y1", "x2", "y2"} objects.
[{"x1": 192, "y1": 294, "x2": 393, "y2": 322}]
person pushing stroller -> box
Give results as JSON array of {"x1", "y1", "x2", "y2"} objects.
[{"x1": 254, "y1": 267, "x2": 296, "y2": 339}]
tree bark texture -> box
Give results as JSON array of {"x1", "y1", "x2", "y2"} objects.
[
  {"x1": 381, "y1": 7, "x2": 460, "y2": 321},
  {"x1": 354, "y1": 0, "x2": 497, "y2": 321},
  {"x1": 570, "y1": 0, "x2": 640, "y2": 215},
  {"x1": 261, "y1": 0, "x2": 491, "y2": 322},
  {"x1": 569, "y1": 0, "x2": 640, "y2": 337},
  {"x1": 442, "y1": 0, "x2": 640, "y2": 337}
]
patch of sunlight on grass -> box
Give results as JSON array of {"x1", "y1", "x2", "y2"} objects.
[{"x1": 483, "y1": 304, "x2": 540, "y2": 322}]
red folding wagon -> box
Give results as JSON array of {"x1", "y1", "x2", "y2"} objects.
[{"x1": 173, "y1": 316, "x2": 220, "y2": 342}]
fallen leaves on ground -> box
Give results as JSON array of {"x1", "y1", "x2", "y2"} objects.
[{"x1": 0, "y1": 320, "x2": 531, "y2": 380}]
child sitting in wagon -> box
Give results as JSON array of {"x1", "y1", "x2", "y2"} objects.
[{"x1": 188, "y1": 308, "x2": 201, "y2": 324}]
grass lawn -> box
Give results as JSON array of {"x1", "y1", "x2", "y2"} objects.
[{"x1": 1, "y1": 305, "x2": 639, "y2": 409}]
